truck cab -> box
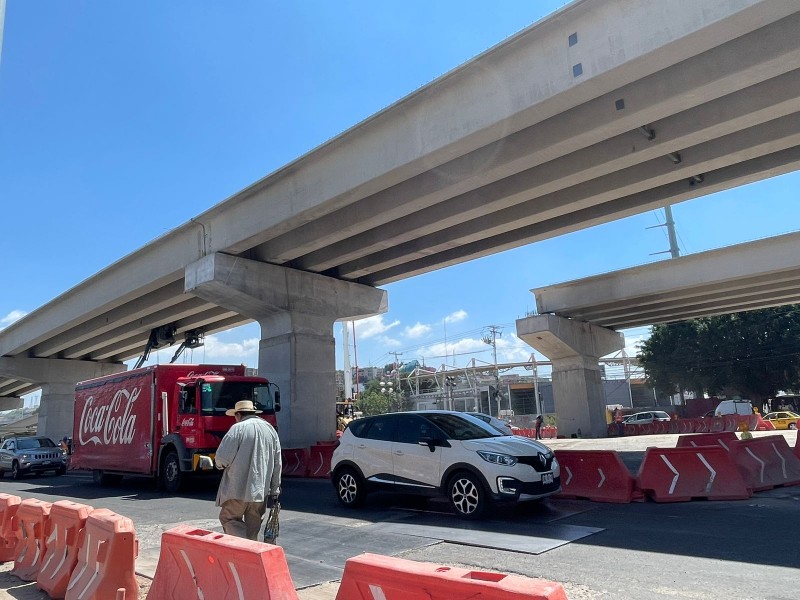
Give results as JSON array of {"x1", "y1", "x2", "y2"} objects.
[{"x1": 159, "y1": 375, "x2": 281, "y2": 492}]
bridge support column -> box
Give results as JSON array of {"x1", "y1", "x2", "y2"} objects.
[
  {"x1": 516, "y1": 314, "x2": 624, "y2": 438},
  {"x1": 185, "y1": 253, "x2": 387, "y2": 447},
  {"x1": 0, "y1": 357, "x2": 125, "y2": 441}
]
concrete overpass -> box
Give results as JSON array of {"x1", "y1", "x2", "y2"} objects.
[
  {"x1": 531, "y1": 231, "x2": 800, "y2": 329},
  {"x1": 2, "y1": 0, "x2": 800, "y2": 444}
]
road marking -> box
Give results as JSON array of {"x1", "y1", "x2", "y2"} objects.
[
  {"x1": 660, "y1": 455, "x2": 679, "y2": 495},
  {"x1": 597, "y1": 468, "x2": 606, "y2": 488},
  {"x1": 745, "y1": 448, "x2": 766, "y2": 482},
  {"x1": 696, "y1": 453, "x2": 716, "y2": 493},
  {"x1": 564, "y1": 466, "x2": 573, "y2": 486}
]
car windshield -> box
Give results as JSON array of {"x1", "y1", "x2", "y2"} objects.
[
  {"x1": 422, "y1": 413, "x2": 501, "y2": 440},
  {"x1": 16, "y1": 438, "x2": 56, "y2": 450}
]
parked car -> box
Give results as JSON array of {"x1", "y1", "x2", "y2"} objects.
[
  {"x1": 0, "y1": 435, "x2": 68, "y2": 479},
  {"x1": 762, "y1": 411, "x2": 800, "y2": 430},
  {"x1": 463, "y1": 412, "x2": 514, "y2": 436},
  {"x1": 714, "y1": 399, "x2": 754, "y2": 417},
  {"x1": 622, "y1": 411, "x2": 672, "y2": 424},
  {"x1": 331, "y1": 410, "x2": 560, "y2": 519}
]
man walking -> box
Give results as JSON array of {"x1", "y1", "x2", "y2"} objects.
[{"x1": 215, "y1": 400, "x2": 282, "y2": 540}]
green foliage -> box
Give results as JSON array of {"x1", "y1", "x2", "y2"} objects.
[{"x1": 639, "y1": 306, "x2": 800, "y2": 401}]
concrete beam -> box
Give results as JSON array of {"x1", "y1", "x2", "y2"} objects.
[
  {"x1": 285, "y1": 19, "x2": 800, "y2": 272},
  {"x1": 370, "y1": 145, "x2": 800, "y2": 284},
  {"x1": 185, "y1": 253, "x2": 387, "y2": 322},
  {"x1": 534, "y1": 231, "x2": 800, "y2": 328}
]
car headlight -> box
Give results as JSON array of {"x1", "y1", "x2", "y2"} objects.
[
  {"x1": 20, "y1": 454, "x2": 29, "y2": 461},
  {"x1": 477, "y1": 451, "x2": 517, "y2": 466}
]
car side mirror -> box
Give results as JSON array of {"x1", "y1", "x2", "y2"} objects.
[
  {"x1": 274, "y1": 390, "x2": 281, "y2": 412},
  {"x1": 418, "y1": 437, "x2": 437, "y2": 452}
]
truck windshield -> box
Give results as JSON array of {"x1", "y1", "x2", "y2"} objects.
[{"x1": 199, "y1": 382, "x2": 276, "y2": 415}]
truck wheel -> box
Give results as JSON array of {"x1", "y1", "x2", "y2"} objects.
[
  {"x1": 161, "y1": 451, "x2": 184, "y2": 493},
  {"x1": 11, "y1": 462, "x2": 23, "y2": 480}
]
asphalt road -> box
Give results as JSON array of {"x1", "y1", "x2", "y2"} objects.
[{"x1": 0, "y1": 431, "x2": 798, "y2": 599}]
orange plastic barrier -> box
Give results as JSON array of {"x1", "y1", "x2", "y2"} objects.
[
  {"x1": 307, "y1": 443, "x2": 335, "y2": 478},
  {"x1": 555, "y1": 450, "x2": 640, "y2": 503},
  {"x1": 676, "y1": 432, "x2": 739, "y2": 450},
  {"x1": 65, "y1": 508, "x2": 138, "y2": 600},
  {"x1": 637, "y1": 446, "x2": 751, "y2": 502},
  {"x1": 37, "y1": 500, "x2": 94, "y2": 598},
  {"x1": 676, "y1": 419, "x2": 693, "y2": 434},
  {"x1": 623, "y1": 423, "x2": 640, "y2": 437},
  {"x1": 12, "y1": 498, "x2": 53, "y2": 581},
  {"x1": 693, "y1": 418, "x2": 709, "y2": 433},
  {"x1": 335, "y1": 552, "x2": 568, "y2": 600},
  {"x1": 281, "y1": 447, "x2": 310, "y2": 477},
  {"x1": 708, "y1": 417, "x2": 725, "y2": 433},
  {"x1": 146, "y1": 525, "x2": 298, "y2": 600},
  {"x1": 0, "y1": 494, "x2": 21, "y2": 563},
  {"x1": 728, "y1": 435, "x2": 800, "y2": 492},
  {"x1": 795, "y1": 435, "x2": 800, "y2": 461}
]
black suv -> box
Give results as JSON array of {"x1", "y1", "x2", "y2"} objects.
[{"x1": 0, "y1": 436, "x2": 67, "y2": 479}]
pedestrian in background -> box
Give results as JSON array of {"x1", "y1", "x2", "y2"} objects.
[
  {"x1": 535, "y1": 414, "x2": 543, "y2": 440},
  {"x1": 215, "y1": 400, "x2": 282, "y2": 540},
  {"x1": 614, "y1": 407, "x2": 625, "y2": 437}
]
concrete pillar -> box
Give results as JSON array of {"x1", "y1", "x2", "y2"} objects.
[
  {"x1": 516, "y1": 314, "x2": 624, "y2": 438},
  {"x1": 185, "y1": 253, "x2": 387, "y2": 447},
  {"x1": 0, "y1": 357, "x2": 126, "y2": 441}
]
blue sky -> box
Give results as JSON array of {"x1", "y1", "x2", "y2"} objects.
[{"x1": 2, "y1": 1, "x2": 799, "y2": 402}]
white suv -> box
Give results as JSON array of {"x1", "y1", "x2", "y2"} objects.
[{"x1": 331, "y1": 410, "x2": 560, "y2": 519}]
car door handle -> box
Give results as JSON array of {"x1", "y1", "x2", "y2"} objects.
[
  {"x1": 357, "y1": 444, "x2": 366, "y2": 449},
  {"x1": 394, "y1": 450, "x2": 404, "y2": 455}
]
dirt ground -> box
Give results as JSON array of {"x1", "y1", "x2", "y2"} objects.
[{"x1": 0, "y1": 562, "x2": 151, "y2": 599}]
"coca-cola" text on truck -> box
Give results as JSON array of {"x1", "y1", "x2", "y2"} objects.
[{"x1": 71, "y1": 364, "x2": 280, "y2": 492}]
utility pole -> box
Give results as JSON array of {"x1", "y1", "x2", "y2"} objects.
[
  {"x1": 390, "y1": 351, "x2": 403, "y2": 410},
  {"x1": 648, "y1": 205, "x2": 680, "y2": 258},
  {"x1": 482, "y1": 326, "x2": 503, "y2": 417}
]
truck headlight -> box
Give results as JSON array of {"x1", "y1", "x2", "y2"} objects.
[{"x1": 477, "y1": 451, "x2": 517, "y2": 466}]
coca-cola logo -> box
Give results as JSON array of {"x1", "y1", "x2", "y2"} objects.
[
  {"x1": 186, "y1": 370, "x2": 221, "y2": 377},
  {"x1": 79, "y1": 387, "x2": 139, "y2": 446}
]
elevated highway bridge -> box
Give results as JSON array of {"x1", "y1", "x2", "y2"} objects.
[{"x1": 2, "y1": 0, "x2": 799, "y2": 443}]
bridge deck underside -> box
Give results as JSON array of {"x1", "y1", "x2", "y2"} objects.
[{"x1": 532, "y1": 232, "x2": 800, "y2": 329}]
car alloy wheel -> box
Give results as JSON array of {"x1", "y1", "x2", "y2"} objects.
[
  {"x1": 335, "y1": 467, "x2": 365, "y2": 507},
  {"x1": 448, "y1": 471, "x2": 487, "y2": 519}
]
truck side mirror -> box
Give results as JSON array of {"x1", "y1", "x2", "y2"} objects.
[{"x1": 274, "y1": 390, "x2": 281, "y2": 412}]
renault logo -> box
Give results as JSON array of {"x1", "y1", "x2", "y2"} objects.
[{"x1": 538, "y1": 452, "x2": 547, "y2": 467}]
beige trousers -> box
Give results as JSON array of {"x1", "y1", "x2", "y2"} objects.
[{"x1": 219, "y1": 498, "x2": 268, "y2": 540}]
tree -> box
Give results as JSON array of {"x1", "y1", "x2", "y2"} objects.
[{"x1": 639, "y1": 305, "x2": 800, "y2": 403}]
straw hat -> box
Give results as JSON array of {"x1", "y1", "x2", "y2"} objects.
[{"x1": 225, "y1": 400, "x2": 263, "y2": 416}]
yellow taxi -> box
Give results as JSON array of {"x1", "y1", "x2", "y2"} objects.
[{"x1": 762, "y1": 411, "x2": 800, "y2": 430}]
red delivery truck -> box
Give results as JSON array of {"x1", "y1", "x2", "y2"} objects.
[{"x1": 71, "y1": 364, "x2": 280, "y2": 492}]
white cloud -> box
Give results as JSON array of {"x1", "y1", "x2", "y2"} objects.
[
  {"x1": 377, "y1": 335, "x2": 403, "y2": 348},
  {"x1": 354, "y1": 315, "x2": 400, "y2": 339},
  {"x1": 0, "y1": 310, "x2": 27, "y2": 329},
  {"x1": 405, "y1": 322, "x2": 432, "y2": 339},
  {"x1": 444, "y1": 310, "x2": 467, "y2": 324}
]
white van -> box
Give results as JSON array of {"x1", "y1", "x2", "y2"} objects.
[{"x1": 714, "y1": 399, "x2": 754, "y2": 417}]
